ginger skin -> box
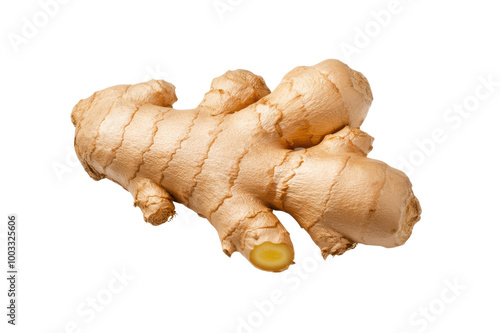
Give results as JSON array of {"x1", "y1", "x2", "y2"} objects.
[{"x1": 72, "y1": 59, "x2": 421, "y2": 272}]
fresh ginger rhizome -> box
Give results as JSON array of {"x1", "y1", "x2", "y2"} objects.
[{"x1": 72, "y1": 59, "x2": 421, "y2": 272}]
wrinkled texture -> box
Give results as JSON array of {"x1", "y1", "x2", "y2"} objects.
[{"x1": 72, "y1": 59, "x2": 421, "y2": 271}]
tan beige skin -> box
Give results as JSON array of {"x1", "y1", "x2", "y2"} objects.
[{"x1": 72, "y1": 59, "x2": 421, "y2": 272}]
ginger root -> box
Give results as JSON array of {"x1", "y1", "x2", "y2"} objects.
[{"x1": 71, "y1": 59, "x2": 421, "y2": 272}]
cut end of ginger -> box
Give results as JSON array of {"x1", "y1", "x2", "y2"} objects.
[{"x1": 250, "y1": 242, "x2": 294, "y2": 272}]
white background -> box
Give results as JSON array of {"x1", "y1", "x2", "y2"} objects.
[{"x1": 1, "y1": 0, "x2": 499, "y2": 332}]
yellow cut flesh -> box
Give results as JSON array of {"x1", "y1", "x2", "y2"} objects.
[{"x1": 250, "y1": 242, "x2": 293, "y2": 272}]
